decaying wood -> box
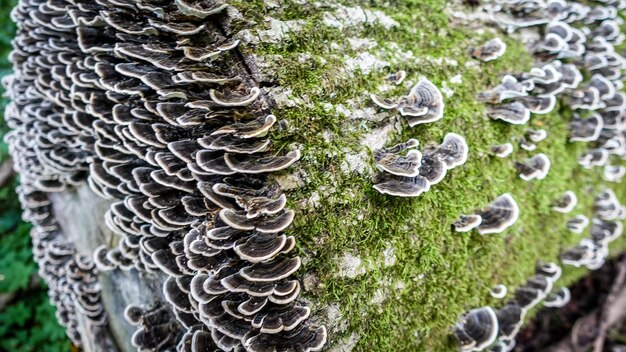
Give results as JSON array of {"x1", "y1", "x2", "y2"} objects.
[{"x1": 543, "y1": 256, "x2": 626, "y2": 352}]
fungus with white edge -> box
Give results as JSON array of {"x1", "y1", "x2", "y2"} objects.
[
  {"x1": 454, "y1": 306, "x2": 499, "y2": 352},
  {"x1": 476, "y1": 193, "x2": 520, "y2": 235},
  {"x1": 552, "y1": 191, "x2": 578, "y2": 213},
  {"x1": 469, "y1": 37, "x2": 507, "y2": 62}
]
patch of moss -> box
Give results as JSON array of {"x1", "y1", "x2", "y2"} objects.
[{"x1": 232, "y1": 1, "x2": 626, "y2": 351}]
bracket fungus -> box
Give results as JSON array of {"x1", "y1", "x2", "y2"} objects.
[
  {"x1": 397, "y1": 78, "x2": 445, "y2": 126},
  {"x1": 454, "y1": 214, "x2": 483, "y2": 233},
  {"x1": 543, "y1": 287, "x2": 571, "y2": 308},
  {"x1": 490, "y1": 285, "x2": 508, "y2": 299},
  {"x1": 552, "y1": 191, "x2": 578, "y2": 213},
  {"x1": 3, "y1": 0, "x2": 327, "y2": 349},
  {"x1": 475, "y1": 194, "x2": 520, "y2": 235},
  {"x1": 373, "y1": 134, "x2": 467, "y2": 198},
  {"x1": 454, "y1": 306, "x2": 499, "y2": 352},
  {"x1": 487, "y1": 102, "x2": 531, "y2": 125},
  {"x1": 490, "y1": 143, "x2": 514, "y2": 158},
  {"x1": 566, "y1": 214, "x2": 590, "y2": 233},
  {"x1": 469, "y1": 38, "x2": 507, "y2": 62},
  {"x1": 515, "y1": 153, "x2": 551, "y2": 181}
]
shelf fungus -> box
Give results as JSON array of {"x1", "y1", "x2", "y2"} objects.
[
  {"x1": 515, "y1": 153, "x2": 551, "y2": 181},
  {"x1": 373, "y1": 134, "x2": 467, "y2": 197},
  {"x1": 552, "y1": 191, "x2": 578, "y2": 213},
  {"x1": 454, "y1": 214, "x2": 483, "y2": 233},
  {"x1": 477, "y1": 75, "x2": 530, "y2": 104},
  {"x1": 4, "y1": 0, "x2": 327, "y2": 349},
  {"x1": 495, "y1": 301, "x2": 525, "y2": 340},
  {"x1": 543, "y1": 287, "x2": 571, "y2": 308},
  {"x1": 397, "y1": 78, "x2": 445, "y2": 126},
  {"x1": 490, "y1": 285, "x2": 508, "y2": 299},
  {"x1": 475, "y1": 194, "x2": 520, "y2": 235},
  {"x1": 469, "y1": 38, "x2": 507, "y2": 62},
  {"x1": 487, "y1": 102, "x2": 531, "y2": 125},
  {"x1": 569, "y1": 114, "x2": 604, "y2": 142},
  {"x1": 490, "y1": 143, "x2": 514, "y2": 158},
  {"x1": 454, "y1": 306, "x2": 499, "y2": 352},
  {"x1": 566, "y1": 214, "x2": 590, "y2": 234}
]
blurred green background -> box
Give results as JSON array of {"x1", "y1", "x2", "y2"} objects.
[{"x1": 0, "y1": 0, "x2": 70, "y2": 350}]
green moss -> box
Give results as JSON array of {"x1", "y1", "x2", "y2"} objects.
[{"x1": 231, "y1": 1, "x2": 626, "y2": 351}]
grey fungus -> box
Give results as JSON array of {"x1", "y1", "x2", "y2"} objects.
[
  {"x1": 552, "y1": 191, "x2": 578, "y2": 213},
  {"x1": 490, "y1": 284, "x2": 508, "y2": 299},
  {"x1": 490, "y1": 143, "x2": 514, "y2": 158},
  {"x1": 566, "y1": 214, "x2": 590, "y2": 234},
  {"x1": 495, "y1": 302, "x2": 525, "y2": 340},
  {"x1": 209, "y1": 87, "x2": 261, "y2": 107},
  {"x1": 476, "y1": 194, "x2": 520, "y2": 235},
  {"x1": 590, "y1": 218, "x2": 623, "y2": 244},
  {"x1": 543, "y1": 287, "x2": 571, "y2": 308},
  {"x1": 375, "y1": 149, "x2": 422, "y2": 177},
  {"x1": 212, "y1": 115, "x2": 277, "y2": 139},
  {"x1": 373, "y1": 134, "x2": 466, "y2": 197},
  {"x1": 454, "y1": 306, "x2": 499, "y2": 352},
  {"x1": 569, "y1": 114, "x2": 604, "y2": 142},
  {"x1": 525, "y1": 129, "x2": 548, "y2": 143},
  {"x1": 578, "y1": 148, "x2": 609, "y2": 169},
  {"x1": 477, "y1": 75, "x2": 529, "y2": 104},
  {"x1": 487, "y1": 102, "x2": 530, "y2": 125},
  {"x1": 370, "y1": 94, "x2": 398, "y2": 110},
  {"x1": 454, "y1": 214, "x2": 483, "y2": 233},
  {"x1": 386, "y1": 70, "x2": 407, "y2": 85},
  {"x1": 424, "y1": 133, "x2": 469, "y2": 169},
  {"x1": 397, "y1": 77, "x2": 445, "y2": 126},
  {"x1": 515, "y1": 153, "x2": 551, "y2": 181},
  {"x1": 604, "y1": 164, "x2": 625, "y2": 182},
  {"x1": 469, "y1": 38, "x2": 507, "y2": 62},
  {"x1": 373, "y1": 174, "x2": 431, "y2": 197},
  {"x1": 515, "y1": 95, "x2": 557, "y2": 114}
]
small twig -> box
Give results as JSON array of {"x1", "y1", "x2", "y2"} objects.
[{"x1": 593, "y1": 256, "x2": 626, "y2": 352}]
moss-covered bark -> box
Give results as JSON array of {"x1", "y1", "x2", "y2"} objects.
[
  {"x1": 17, "y1": 0, "x2": 626, "y2": 351},
  {"x1": 223, "y1": 0, "x2": 626, "y2": 350}
]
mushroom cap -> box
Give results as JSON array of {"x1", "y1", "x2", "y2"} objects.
[
  {"x1": 476, "y1": 193, "x2": 520, "y2": 235},
  {"x1": 454, "y1": 306, "x2": 499, "y2": 352},
  {"x1": 454, "y1": 214, "x2": 483, "y2": 233},
  {"x1": 489, "y1": 284, "x2": 507, "y2": 299},
  {"x1": 417, "y1": 154, "x2": 447, "y2": 185},
  {"x1": 491, "y1": 143, "x2": 513, "y2": 158},
  {"x1": 469, "y1": 37, "x2": 507, "y2": 62},
  {"x1": 424, "y1": 133, "x2": 469, "y2": 169},
  {"x1": 373, "y1": 174, "x2": 431, "y2": 197},
  {"x1": 515, "y1": 95, "x2": 556, "y2": 114},
  {"x1": 569, "y1": 114, "x2": 603, "y2": 142},
  {"x1": 566, "y1": 214, "x2": 590, "y2": 234},
  {"x1": 552, "y1": 191, "x2": 578, "y2": 213},
  {"x1": 487, "y1": 102, "x2": 530, "y2": 125},
  {"x1": 515, "y1": 153, "x2": 551, "y2": 181},
  {"x1": 398, "y1": 77, "x2": 444, "y2": 126},
  {"x1": 543, "y1": 287, "x2": 571, "y2": 308},
  {"x1": 496, "y1": 301, "x2": 525, "y2": 339},
  {"x1": 375, "y1": 149, "x2": 422, "y2": 177},
  {"x1": 370, "y1": 94, "x2": 398, "y2": 110}
]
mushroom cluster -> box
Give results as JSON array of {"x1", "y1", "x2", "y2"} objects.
[
  {"x1": 485, "y1": 0, "x2": 626, "y2": 177},
  {"x1": 3, "y1": 0, "x2": 325, "y2": 350},
  {"x1": 454, "y1": 262, "x2": 564, "y2": 351},
  {"x1": 561, "y1": 188, "x2": 625, "y2": 269},
  {"x1": 370, "y1": 77, "x2": 445, "y2": 126},
  {"x1": 454, "y1": 193, "x2": 520, "y2": 235},
  {"x1": 20, "y1": 185, "x2": 106, "y2": 347},
  {"x1": 372, "y1": 133, "x2": 468, "y2": 197}
]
